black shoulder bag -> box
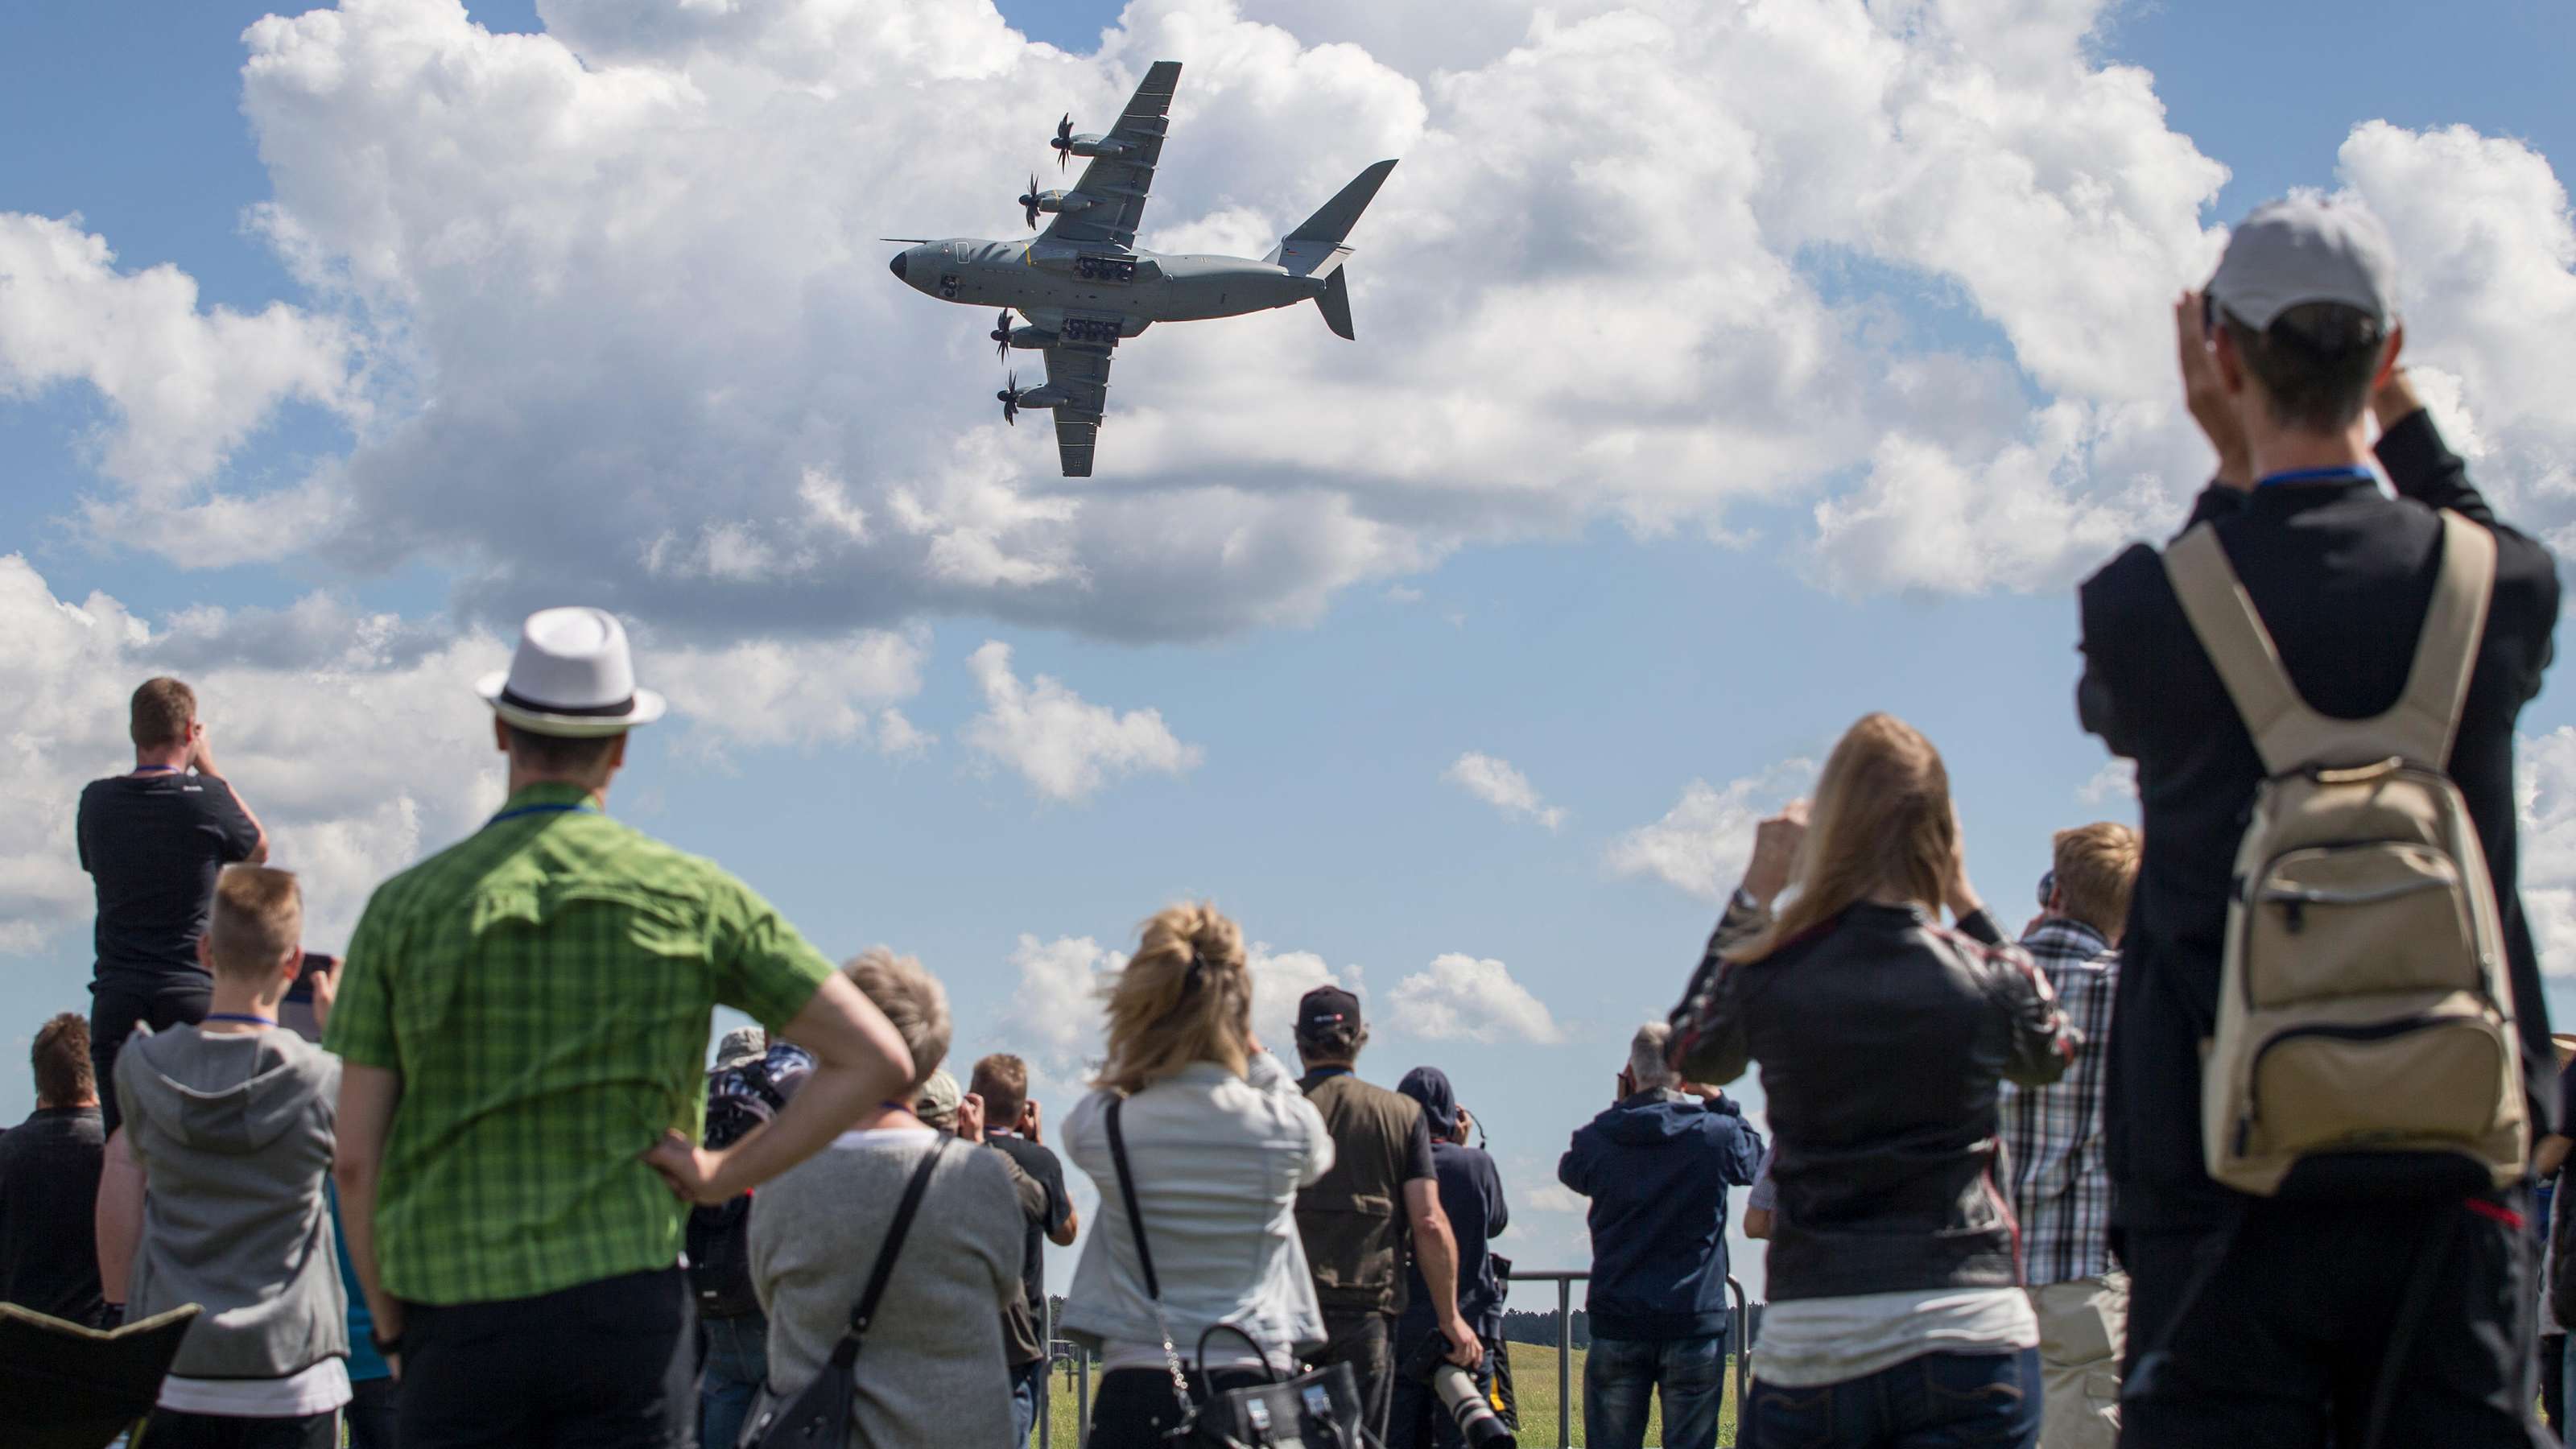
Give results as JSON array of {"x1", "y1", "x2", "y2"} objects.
[
  {"x1": 743, "y1": 1134, "x2": 953, "y2": 1449},
  {"x1": 1105, "y1": 1096, "x2": 1374, "y2": 1449}
]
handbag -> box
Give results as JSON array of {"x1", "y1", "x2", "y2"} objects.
[
  {"x1": 1105, "y1": 1097, "x2": 1377, "y2": 1449},
  {"x1": 741, "y1": 1134, "x2": 953, "y2": 1448}
]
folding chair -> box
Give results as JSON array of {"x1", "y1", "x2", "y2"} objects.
[{"x1": 0, "y1": 1302, "x2": 202, "y2": 1449}]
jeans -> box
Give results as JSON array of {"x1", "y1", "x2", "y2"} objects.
[
  {"x1": 700, "y1": 1311, "x2": 767, "y2": 1449},
  {"x1": 346, "y1": 1374, "x2": 400, "y2": 1449},
  {"x1": 2122, "y1": 1196, "x2": 2543, "y2": 1448},
  {"x1": 1314, "y1": 1309, "x2": 1397, "y2": 1442},
  {"x1": 1752, "y1": 1348, "x2": 2041, "y2": 1449},
  {"x1": 1010, "y1": 1358, "x2": 1045, "y2": 1447},
  {"x1": 1388, "y1": 1344, "x2": 1497, "y2": 1449},
  {"x1": 138, "y1": 1410, "x2": 338, "y2": 1448},
  {"x1": 1585, "y1": 1334, "x2": 1726, "y2": 1449},
  {"x1": 90, "y1": 974, "x2": 209, "y2": 1137},
  {"x1": 400, "y1": 1266, "x2": 697, "y2": 1449}
]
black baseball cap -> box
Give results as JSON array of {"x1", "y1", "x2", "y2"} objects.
[{"x1": 1297, "y1": 985, "x2": 1364, "y2": 1041}]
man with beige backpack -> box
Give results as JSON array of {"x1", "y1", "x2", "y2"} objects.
[{"x1": 2078, "y1": 198, "x2": 2561, "y2": 1447}]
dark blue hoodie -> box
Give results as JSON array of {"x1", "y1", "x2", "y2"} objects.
[{"x1": 1558, "y1": 1088, "x2": 1763, "y2": 1342}]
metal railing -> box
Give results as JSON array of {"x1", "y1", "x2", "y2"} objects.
[
  {"x1": 1035, "y1": 1271, "x2": 1757, "y2": 1448},
  {"x1": 1501, "y1": 1268, "x2": 1753, "y2": 1449}
]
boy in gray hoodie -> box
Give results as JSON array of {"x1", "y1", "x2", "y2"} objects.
[{"x1": 101, "y1": 864, "x2": 348, "y2": 1447}]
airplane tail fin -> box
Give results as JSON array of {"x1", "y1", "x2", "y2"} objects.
[
  {"x1": 1319, "y1": 268, "x2": 1355, "y2": 341},
  {"x1": 1270, "y1": 159, "x2": 1397, "y2": 280}
]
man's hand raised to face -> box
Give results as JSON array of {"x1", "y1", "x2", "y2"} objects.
[
  {"x1": 2178, "y1": 290, "x2": 2252, "y2": 489},
  {"x1": 1740, "y1": 801, "x2": 1810, "y2": 910},
  {"x1": 1016, "y1": 1098, "x2": 1043, "y2": 1146}
]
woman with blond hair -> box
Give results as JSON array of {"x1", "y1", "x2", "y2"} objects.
[
  {"x1": 1667, "y1": 713, "x2": 2078, "y2": 1449},
  {"x1": 1059, "y1": 905, "x2": 1336, "y2": 1447}
]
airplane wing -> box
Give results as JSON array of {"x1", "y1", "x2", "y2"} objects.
[
  {"x1": 1042, "y1": 60, "x2": 1180, "y2": 253},
  {"x1": 1042, "y1": 343, "x2": 1113, "y2": 478}
]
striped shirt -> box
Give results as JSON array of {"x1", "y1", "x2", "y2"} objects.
[
  {"x1": 325, "y1": 782, "x2": 836, "y2": 1305},
  {"x1": 1996, "y1": 918, "x2": 2120, "y2": 1286}
]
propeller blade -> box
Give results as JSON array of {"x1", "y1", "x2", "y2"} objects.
[
  {"x1": 1023, "y1": 173, "x2": 1040, "y2": 230},
  {"x1": 993, "y1": 309, "x2": 1013, "y2": 361}
]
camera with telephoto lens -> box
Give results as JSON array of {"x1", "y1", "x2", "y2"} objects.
[{"x1": 1399, "y1": 1330, "x2": 1514, "y2": 1447}]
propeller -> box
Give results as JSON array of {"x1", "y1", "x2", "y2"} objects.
[
  {"x1": 992, "y1": 310, "x2": 1016, "y2": 361},
  {"x1": 997, "y1": 370, "x2": 1021, "y2": 427},
  {"x1": 1020, "y1": 174, "x2": 1042, "y2": 230},
  {"x1": 1052, "y1": 114, "x2": 1074, "y2": 170}
]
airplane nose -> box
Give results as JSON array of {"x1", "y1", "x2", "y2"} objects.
[{"x1": 889, "y1": 250, "x2": 908, "y2": 281}]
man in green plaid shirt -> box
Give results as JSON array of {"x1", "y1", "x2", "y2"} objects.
[{"x1": 326, "y1": 608, "x2": 913, "y2": 1449}]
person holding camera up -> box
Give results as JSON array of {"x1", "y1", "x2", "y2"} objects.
[
  {"x1": 1667, "y1": 713, "x2": 2076, "y2": 1449},
  {"x1": 2079, "y1": 200, "x2": 2561, "y2": 1446},
  {"x1": 1057, "y1": 906, "x2": 1337, "y2": 1446},
  {"x1": 80, "y1": 677, "x2": 270, "y2": 1138}
]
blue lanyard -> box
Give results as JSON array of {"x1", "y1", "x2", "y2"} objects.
[
  {"x1": 132, "y1": 765, "x2": 182, "y2": 775},
  {"x1": 487, "y1": 802, "x2": 598, "y2": 827},
  {"x1": 1306, "y1": 1067, "x2": 1353, "y2": 1081},
  {"x1": 2257, "y1": 465, "x2": 2376, "y2": 488},
  {"x1": 204, "y1": 1012, "x2": 276, "y2": 1027}
]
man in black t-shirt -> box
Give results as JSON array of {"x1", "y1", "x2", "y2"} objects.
[
  {"x1": 971, "y1": 1053, "x2": 1076, "y2": 1448},
  {"x1": 0, "y1": 1013, "x2": 109, "y2": 1326},
  {"x1": 77, "y1": 678, "x2": 267, "y2": 1135}
]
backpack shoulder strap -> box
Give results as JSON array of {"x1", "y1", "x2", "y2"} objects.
[
  {"x1": 831, "y1": 1133, "x2": 952, "y2": 1366},
  {"x1": 2386, "y1": 510, "x2": 2497, "y2": 766},
  {"x1": 2163, "y1": 523, "x2": 2322, "y2": 774}
]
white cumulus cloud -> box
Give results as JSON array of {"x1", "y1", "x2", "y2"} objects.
[
  {"x1": 1608, "y1": 760, "x2": 1817, "y2": 902},
  {"x1": 964, "y1": 641, "x2": 1201, "y2": 802},
  {"x1": 1443, "y1": 751, "x2": 1565, "y2": 830},
  {"x1": 1000, "y1": 932, "x2": 1127, "y2": 1063},
  {"x1": 1387, "y1": 953, "x2": 1564, "y2": 1044},
  {"x1": 2517, "y1": 728, "x2": 2576, "y2": 977}
]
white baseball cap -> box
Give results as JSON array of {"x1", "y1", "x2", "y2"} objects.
[{"x1": 2209, "y1": 197, "x2": 2401, "y2": 332}]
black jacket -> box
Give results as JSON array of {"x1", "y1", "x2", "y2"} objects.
[
  {"x1": 2077, "y1": 410, "x2": 2559, "y2": 1232},
  {"x1": 1668, "y1": 902, "x2": 2074, "y2": 1302}
]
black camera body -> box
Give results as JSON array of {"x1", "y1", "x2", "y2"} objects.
[{"x1": 1398, "y1": 1331, "x2": 1514, "y2": 1447}]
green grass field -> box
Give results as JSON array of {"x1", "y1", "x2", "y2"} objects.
[{"x1": 1037, "y1": 1341, "x2": 1744, "y2": 1447}]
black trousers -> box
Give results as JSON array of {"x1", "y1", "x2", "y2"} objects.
[
  {"x1": 1313, "y1": 1310, "x2": 1397, "y2": 1443},
  {"x1": 89, "y1": 974, "x2": 209, "y2": 1137},
  {"x1": 2122, "y1": 1195, "x2": 2551, "y2": 1449},
  {"x1": 399, "y1": 1267, "x2": 696, "y2": 1449},
  {"x1": 141, "y1": 1409, "x2": 337, "y2": 1448},
  {"x1": 1088, "y1": 1364, "x2": 1275, "y2": 1448}
]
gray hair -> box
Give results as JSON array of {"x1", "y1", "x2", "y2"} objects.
[{"x1": 1628, "y1": 1022, "x2": 1678, "y2": 1091}]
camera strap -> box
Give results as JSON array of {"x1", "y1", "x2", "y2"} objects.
[{"x1": 1107, "y1": 1096, "x2": 1201, "y2": 1439}]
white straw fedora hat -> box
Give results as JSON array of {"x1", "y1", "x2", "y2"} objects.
[{"x1": 475, "y1": 607, "x2": 668, "y2": 738}]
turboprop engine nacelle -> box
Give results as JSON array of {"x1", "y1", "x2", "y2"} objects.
[
  {"x1": 1063, "y1": 135, "x2": 1130, "y2": 159},
  {"x1": 1005, "y1": 325, "x2": 1055, "y2": 350},
  {"x1": 1030, "y1": 190, "x2": 1092, "y2": 215}
]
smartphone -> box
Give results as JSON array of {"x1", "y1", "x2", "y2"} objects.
[{"x1": 279, "y1": 952, "x2": 339, "y2": 1044}]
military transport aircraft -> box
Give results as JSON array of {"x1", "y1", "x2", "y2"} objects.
[{"x1": 886, "y1": 60, "x2": 1397, "y2": 477}]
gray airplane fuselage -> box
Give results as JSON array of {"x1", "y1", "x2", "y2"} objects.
[{"x1": 889, "y1": 238, "x2": 1320, "y2": 335}]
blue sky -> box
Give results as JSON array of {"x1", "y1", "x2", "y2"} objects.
[{"x1": 5, "y1": 0, "x2": 2574, "y2": 1299}]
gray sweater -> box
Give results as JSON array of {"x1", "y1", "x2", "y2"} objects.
[
  {"x1": 117, "y1": 1024, "x2": 345, "y2": 1380},
  {"x1": 749, "y1": 1127, "x2": 1022, "y2": 1448}
]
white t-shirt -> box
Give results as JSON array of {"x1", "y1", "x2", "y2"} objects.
[
  {"x1": 1752, "y1": 1288, "x2": 2037, "y2": 1389},
  {"x1": 158, "y1": 1356, "x2": 352, "y2": 1417}
]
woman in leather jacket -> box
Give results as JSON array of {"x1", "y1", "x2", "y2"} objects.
[{"x1": 1668, "y1": 712, "x2": 2078, "y2": 1449}]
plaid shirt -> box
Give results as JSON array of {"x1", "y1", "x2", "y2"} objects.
[
  {"x1": 1996, "y1": 917, "x2": 2120, "y2": 1286},
  {"x1": 326, "y1": 782, "x2": 836, "y2": 1305}
]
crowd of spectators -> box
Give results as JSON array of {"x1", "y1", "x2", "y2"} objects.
[{"x1": 0, "y1": 192, "x2": 2566, "y2": 1449}]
